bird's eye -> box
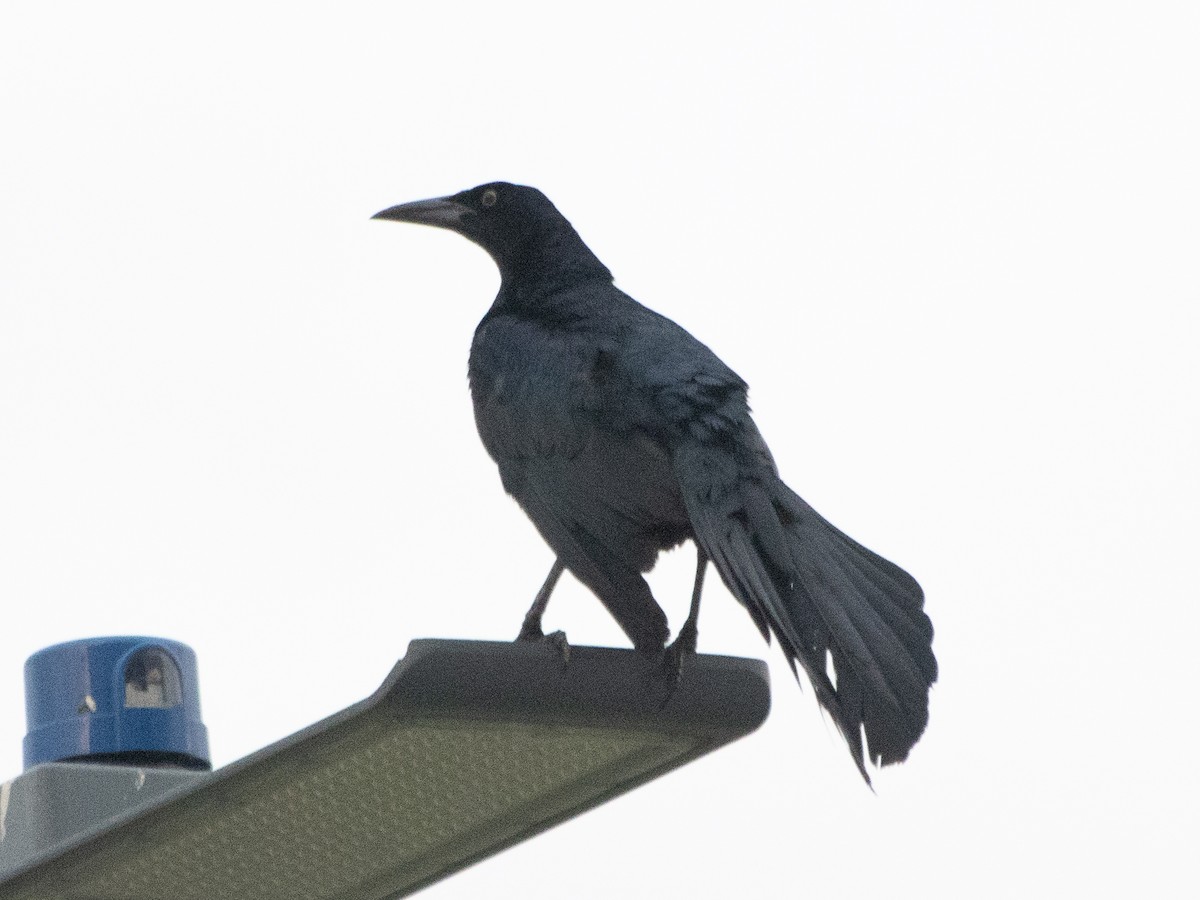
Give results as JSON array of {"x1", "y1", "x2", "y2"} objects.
[{"x1": 481, "y1": 188, "x2": 498, "y2": 208}]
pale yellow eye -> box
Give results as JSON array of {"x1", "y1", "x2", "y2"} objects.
[{"x1": 481, "y1": 188, "x2": 498, "y2": 208}]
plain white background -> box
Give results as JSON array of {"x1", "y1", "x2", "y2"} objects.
[{"x1": 2, "y1": 3, "x2": 1197, "y2": 897}]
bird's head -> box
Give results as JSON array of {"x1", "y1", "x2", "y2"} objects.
[{"x1": 373, "y1": 182, "x2": 610, "y2": 298}]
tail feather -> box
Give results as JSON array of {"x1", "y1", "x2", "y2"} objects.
[
  {"x1": 807, "y1": 534, "x2": 933, "y2": 763},
  {"x1": 675, "y1": 442, "x2": 937, "y2": 781},
  {"x1": 690, "y1": 497, "x2": 871, "y2": 780}
]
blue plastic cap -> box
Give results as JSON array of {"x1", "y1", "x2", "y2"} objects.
[{"x1": 23, "y1": 636, "x2": 210, "y2": 771}]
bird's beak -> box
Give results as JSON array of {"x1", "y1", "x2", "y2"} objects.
[{"x1": 371, "y1": 196, "x2": 470, "y2": 230}]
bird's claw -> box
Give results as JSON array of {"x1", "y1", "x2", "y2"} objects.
[
  {"x1": 543, "y1": 629, "x2": 571, "y2": 667},
  {"x1": 516, "y1": 626, "x2": 571, "y2": 668},
  {"x1": 516, "y1": 620, "x2": 544, "y2": 643},
  {"x1": 659, "y1": 623, "x2": 698, "y2": 686}
]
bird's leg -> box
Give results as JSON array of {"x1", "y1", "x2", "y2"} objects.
[
  {"x1": 661, "y1": 548, "x2": 708, "y2": 681},
  {"x1": 517, "y1": 559, "x2": 571, "y2": 665},
  {"x1": 517, "y1": 558, "x2": 565, "y2": 640}
]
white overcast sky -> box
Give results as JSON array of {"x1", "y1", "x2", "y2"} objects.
[{"x1": 2, "y1": 3, "x2": 1198, "y2": 897}]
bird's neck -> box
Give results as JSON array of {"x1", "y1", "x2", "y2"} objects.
[{"x1": 493, "y1": 227, "x2": 612, "y2": 309}]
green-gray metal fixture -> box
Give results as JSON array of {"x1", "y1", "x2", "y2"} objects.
[{"x1": 0, "y1": 639, "x2": 769, "y2": 900}]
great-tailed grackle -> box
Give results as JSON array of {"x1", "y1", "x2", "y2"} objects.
[{"x1": 374, "y1": 183, "x2": 936, "y2": 781}]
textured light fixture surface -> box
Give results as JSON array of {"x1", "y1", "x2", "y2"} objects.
[{"x1": 0, "y1": 639, "x2": 769, "y2": 900}]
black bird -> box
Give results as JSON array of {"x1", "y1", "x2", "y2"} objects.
[{"x1": 373, "y1": 182, "x2": 936, "y2": 781}]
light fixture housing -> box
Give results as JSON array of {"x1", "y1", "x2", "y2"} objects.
[{"x1": 0, "y1": 639, "x2": 769, "y2": 900}]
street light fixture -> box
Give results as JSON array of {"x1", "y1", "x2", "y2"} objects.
[{"x1": 1, "y1": 638, "x2": 769, "y2": 900}]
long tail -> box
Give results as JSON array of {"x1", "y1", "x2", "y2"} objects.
[{"x1": 674, "y1": 439, "x2": 937, "y2": 782}]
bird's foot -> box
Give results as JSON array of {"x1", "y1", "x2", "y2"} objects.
[
  {"x1": 542, "y1": 629, "x2": 571, "y2": 667},
  {"x1": 659, "y1": 621, "x2": 698, "y2": 685},
  {"x1": 516, "y1": 618, "x2": 545, "y2": 643},
  {"x1": 516, "y1": 625, "x2": 571, "y2": 667}
]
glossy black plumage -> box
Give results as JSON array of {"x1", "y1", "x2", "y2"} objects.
[{"x1": 374, "y1": 182, "x2": 936, "y2": 781}]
